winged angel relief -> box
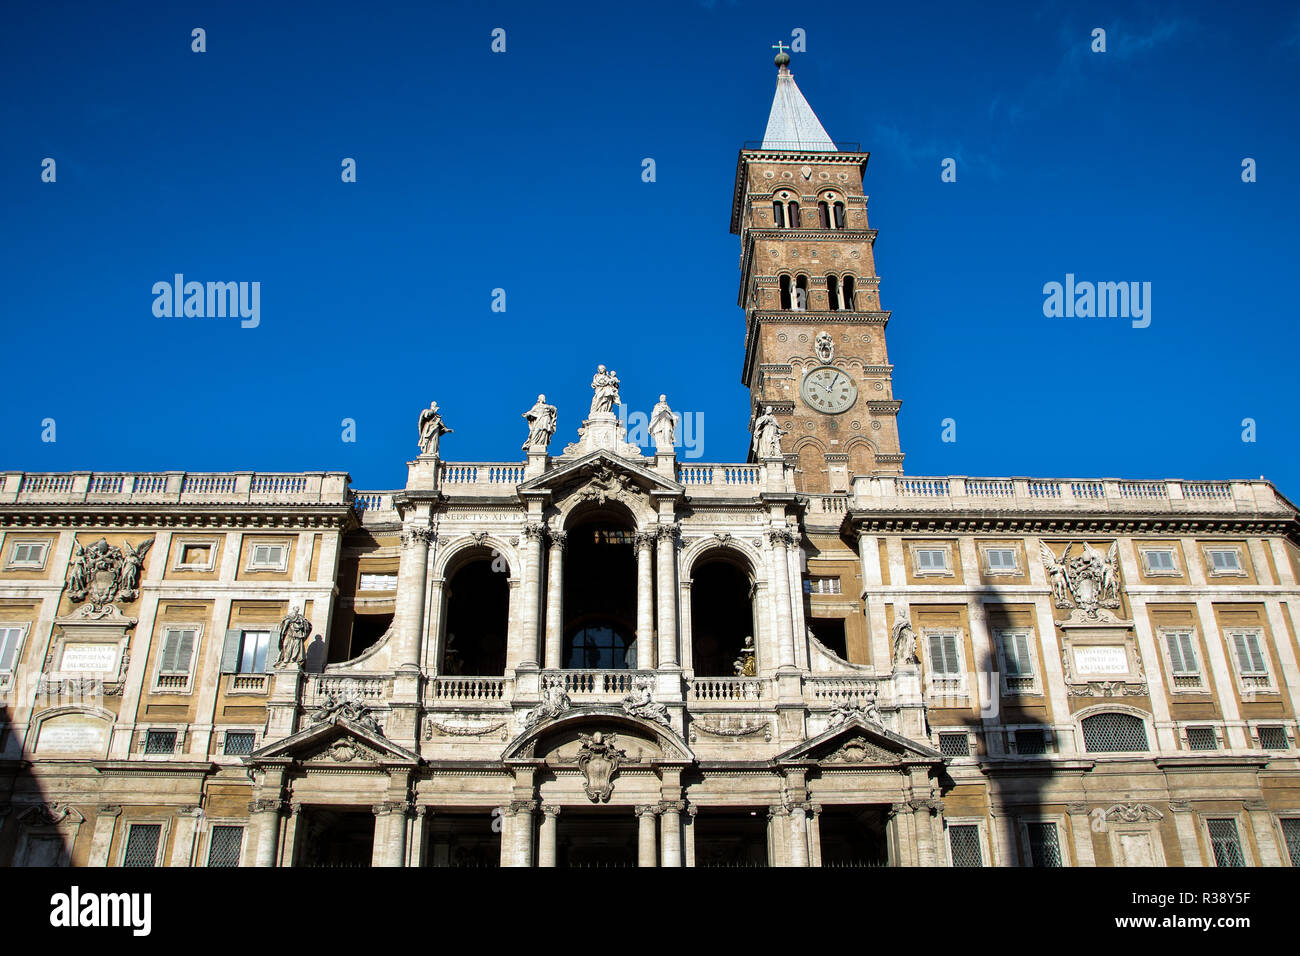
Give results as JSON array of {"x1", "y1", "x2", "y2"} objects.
[
  {"x1": 67, "y1": 537, "x2": 155, "y2": 608},
  {"x1": 1040, "y1": 542, "x2": 1121, "y2": 619}
]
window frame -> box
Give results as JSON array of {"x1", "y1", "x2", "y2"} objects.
[
  {"x1": 5, "y1": 538, "x2": 51, "y2": 570},
  {"x1": 358, "y1": 572, "x2": 399, "y2": 592},
  {"x1": 119, "y1": 820, "x2": 169, "y2": 867},
  {"x1": 945, "y1": 818, "x2": 991, "y2": 867},
  {"x1": 909, "y1": 543, "x2": 954, "y2": 578},
  {"x1": 922, "y1": 628, "x2": 967, "y2": 700},
  {"x1": 1018, "y1": 817, "x2": 1069, "y2": 868},
  {"x1": 1226, "y1": 628, "x2": 1274, "y2": 695},
  {"x1": 1203, "y1": 545, "x2": 1247, "y2": 578},
  {"x1": 173, "y1": 536, "x2": 220, "y2": 572},
  {"x1": 995, "y1": 628, "x2": 1041, "y2": 696},
  {"x1": 1139, "y1": 547, "x2": 1181, "y2": 577},
  {"x1": 244, "y1": 539, "x2": 290, "y2": 573},
  {"x1": 1183, "y1": 724, "x2": 1221, "y2": 751},
  {"x1": 980, "y1": 544, "x2": 1021, "y2": 577},
  {"x1": 220, "y1": 729, "x2": 259, "y2": 757},
  {"x1": 236, "y1": 629, "x2": 272, "y2": 674},
  {"x1": 1077, "y1": 707, "x2": 1152, "y2": 754},
  {"x1": 1253, "y1": 723, "x2": 1291, "y2": 751},
  {"x1": 1158, "y1": 627, "x2": 1205, "y2": 693},
  {"x1": 204, "y1": 822, "x2": 247, "y2": 868},
  {"x1": 0, "y1": 622, "x2": 31, "y2": 678},
  {"x1": 151, "y1": 624, "x2": 203, "y2": 694},
  {"x1": 1203, "y1": 816, "x2": 1249, "y2": 867}
]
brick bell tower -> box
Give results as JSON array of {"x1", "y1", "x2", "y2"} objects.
[{"x1": 731, "y1": 47, "x2": 904, "y2": 493}]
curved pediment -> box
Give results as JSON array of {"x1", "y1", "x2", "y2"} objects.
[{"x1": 502, "y1": 707, "x2": 694, "y2": 764}]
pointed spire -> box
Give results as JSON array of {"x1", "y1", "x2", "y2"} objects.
[{"x1": 761, "y1": 49, "x2": 836, "y2": 152}]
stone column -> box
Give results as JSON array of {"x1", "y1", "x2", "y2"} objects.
[
  {"x1": 684, "y1": 806, "x2": 697, "y2": 867},
  {"x1": 520, "y1": 525, "x2": 546, "y2": 667},
  {"x1": 371, "y1": 803, "x2": 408, "y2": 867},
  {"x1": 636, "y1": 805, "x2": 659, "y2": 866},
  {"x1": 767, "y1": 806, "x2": 789, "y2": 866},
  {"x1": 543, "y1": 533, "x2": 566, "y2": 669},
  {"x1": 169, "y1": 806, "x2": 203, "y2": 867},
  {"x1": 1066, "y1": 804, "x2": 1097, "y2": 867},
  {"x1": 788, "y1": 803, "x2": 811, "y2": 867},
  {"x1": 396, "y1": 528, "x2": 434, "y2": 671},
  {"x1": 424, "y1": 578, "x2": 447, "y2": 673},
  {"x1": 497, "y1": 805, "x2": 514, "y2": 867},
  {"x1": 249, "y1": 798, "x2": 283, "y2": 868},
  {"x1": 886, "y1": 802, "x2": 916, "y2": 867},
  {"x1": 512, "y1": 800, "x2": 536, "y2": 867},
  {"x1": 87, "y1": 806, "x2": 122, "y2": 867},
  {"x1": 807, "y1": 804, "x2": 823, "y2": 867},
  {"x1": 656, "y1": 527, "x2": 679, "y2": 668},
  {"x1": 538, "y1": 805, "x2": 560, "y2": 867},
  {"x1": 635, "y1": 532, "x2": 657, "y2": 668},
  {"x1": 660, "y1": 801, "x2": 684, "y2": 867},
  {"x1": 768, "y1": 529, "x2": 796, "y2": 668}
]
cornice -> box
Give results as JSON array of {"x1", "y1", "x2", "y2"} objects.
[
  {"x1": 730, "y1": 149, "x2": 870, "y2": 235},
  {"x1": 742, "y1": 312, "x2": 892, "y2": 388},
  {"x1": 845, "y1": 510, "x2": 1296, "y2": 537},
  {"x1": 0, "y1": 504, "x2": 354, "y2": 531}
]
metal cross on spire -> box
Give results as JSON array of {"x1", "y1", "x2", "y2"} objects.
[{"x1": 771, "y1": 41, "x2": 790, "y2": 56}]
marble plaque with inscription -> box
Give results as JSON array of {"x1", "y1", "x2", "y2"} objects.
[
  {"x1": 1072, "y1": 645, "x2": 1129, "y2": 676},
  {"x1": 59, "y1": 643, "x2": 119, "y2": 673}
]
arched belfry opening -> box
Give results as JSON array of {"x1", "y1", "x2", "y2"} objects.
[
  {"x1": 443, "y1": 551, "x2": 509, "y2": 676},
  {"x1": 562, "y1": 508, "x2": 638, "y2": 669},
  {"x1": 690, "y1": 552, "x2": 756, "y2": 677}
]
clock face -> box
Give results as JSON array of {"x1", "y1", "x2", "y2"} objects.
[{"x1": 800, "y1": 366, "x2": 858, "y2": 413}]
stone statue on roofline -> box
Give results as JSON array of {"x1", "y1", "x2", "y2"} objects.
[
  {"x1": 522, "y1": 394, "x2": 558, "y2": 451},
  {"x1": 417, "y1": 401, "x2": 453, "y2": 457}
]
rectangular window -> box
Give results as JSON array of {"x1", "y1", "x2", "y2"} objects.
[
  {"x1": 1000, "y1": 631, "x2": 1035, "y2": 678},
  {"x1": 927, "y1": 633, "x2": 962, "y2": 675},
  {"x1": 915, "y1": 549, "x2": 948, "y2": 572},
  {"x1": 247, "y1": 542, "x2": 287, "y2": 571},
  {"x1": 122, "y1": 824, "x2": 162, "y2": 867},
  {"x1": 1207, "y1": 819, "x2": 1246, "y2": 867},
  {"x1": 1026, "y1": 823, "x2": 1063, "y2": 867},
  {"x1": 803, "y1": 576, "x2": 842, "y2": 595},
  {"x1": 8, "y1": 540, "x2": 49, "y2": 568},
  {"x1": 948, "y1": 825, "x2": 983, "y2": 867},
  {"x1": 1230, "y1": 630, "x2": 1271, "y2": 690},
  {"x1": 238, "y1": 631, "x2": 270, "y2": 673},
  {"x1": 144, "y1": 730, "x2": 177, "y2": 755},
  {"x1": 1281, "y1": 819, "x2": 1300, "y2": 868},
  {"x1": 1164, "y1": 631, "x2": 1202, "y2": 690},
  {"x1": 1257, "y1": 726, "x2": 1289, "y2": 751},
  {"x1": 938, "y1": 732, "x2": 970, "y2": 757},
  {"x1": 157, "y1": 628, "x2": 197, "y2": 677},
  {"x1": 1186, "y1": 726, "x2": 1218, "y2": 751},
  {"x1": 0, "y1": 626, "x2": 25, "y2": 672},
  {"x1": 1208, "y1": 549, "x2": 1243, "y2": 574},
  {"x1": 1143, "y1": 549, "x2": 1176, "y2": 573},
  {"x1": 359, "y1": 573, "x2": 398, "y2": 591},
  {"x1": 985, "y1": 548, "x2": 1017, "y2": 572},
  {"x1": 223, "y1": 731, "x2": 256, "y2": 756},
  {"x1": 1015, "y1": 729, "x2": 1048, "y2": 755},
  {"x1": 177, "y1": 542, "x2": 214, "y2": 569},
  {"x1": 207, "y1": 826, "x2": 244, "y2": 867}
]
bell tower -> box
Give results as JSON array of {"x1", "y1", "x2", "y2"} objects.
[{"x1": 731, "y1": 49, "x2": 904, "y2": 493}]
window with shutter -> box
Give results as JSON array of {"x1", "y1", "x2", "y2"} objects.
[
  {"x1": 7, "y1": 540, "x2": 48, "y2": 568},
  {"x1": 1143, "y1": 549, "x2": 1176, "y2": 573},
  {"x1": 915, "y1": 549, "x2": 948, "y2": 573},
  {"x1": 1208, "y1": 549, "x2": 1242, "y2": 573},
  {"x1": 0, "y1": 626, "x2": 24, "y2": 672},
  {"x1": 1230, "y1": 631, "x2": 1271, "y2": 690},
  {"x1": 1164, "y1": 631, "x2": 1202, "y2": 690},
  {"x1": 986, "y1": 548, "x2": 1016, "y2": 572},
  {"x1": 220, "y1": 629, "x2": 242, "y2": 673},
  {"x1": 237, "y1": 631, "x2": 271, "y2": 674},
  {"x1": 159, "y1": 629, "x2": 196, "y2": 675},
  {"x1": 928, "y1": 633, "x2": 961, "y2": 676}
]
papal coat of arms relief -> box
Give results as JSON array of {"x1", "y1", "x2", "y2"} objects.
[{"x1": 66, "y1": 536, "x2": 155, "y2": 608}]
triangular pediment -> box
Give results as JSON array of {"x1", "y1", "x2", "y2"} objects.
[
  {"x1": 248, "y1": 717, "x2": 420, "y2": 768},
  {"x1": 775, "y1": 715, "x2": 943, "y2": 767},
  {"x1": 519, "y1": 450, "x2": 683, "y2": 498}
]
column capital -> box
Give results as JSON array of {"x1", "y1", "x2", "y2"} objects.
[
  {"x1": 401, "y1": 527, "x2": 436, "y2": 548},
  {"x1": 635, "y1": 804, "x2": 661, "y2": 818},
  {"x1": 767, "y1": 527, "x2": 799, "y2": 548},
  {"x1": 541, "y1": 804, "x2": 562, "y2": 818},
  {"x1": 548, "y1": 530, "x2": 568, "y2": 551},
  {"x1": 657, "y1": 800, "x2": 686, "y2": 815},
  {"x1": 372, "y1": 800, "x2": 412, "y2": 817},
  {"x1": 97, "y1": 805, "x2": 123, "y2": 817},
  {"x1": 768, "y1": 805, "x2": 790, "y2": 819},
  {"x1": 509, "y1": 799, "x2": 538, "y2": 814},
  {"x1": 248, "y1": 798, "x2": 284, "y2": 814},
  {"x1": 887, "y1": 802, "x2": 912, "y2": 820},
  {"x1": 522, "y1": 523, "x2": 547, "y2": 541},
  {"x1": 634, "y1": 531, "x2": 657, "y2": 551},
  {"x1": 1168, "y1": 799, "x2": 1193, "y2": 813}
]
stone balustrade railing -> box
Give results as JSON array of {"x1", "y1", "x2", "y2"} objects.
[
  {"x1": 1, "y1": 471, "x2": 352, "y2": 506},
  {"x1": 548, "y1": 669, "x2": 653, "y2": 698},
  {"x1": 429, "y1": 676, "x2": 510, "y2": 702},
  {"x1": 687, "y1": 676, "x2": 771, "y2": 702},
  {"x1": 851, "y1": 476, "x2": 1290, "y2": 516},
  {"x1": 437, "y1": 463, "x2": 528, "y2": 492},
  {"x1": 805, "y1": 676, "x2": 883, "y2": 704},
  {"x1": 307, "y1": 673, "x2": 393, "y2": 704}
]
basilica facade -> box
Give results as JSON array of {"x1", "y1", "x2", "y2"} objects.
[{"x1": 2, "y1": 55, "x2": 1298, "y2": 868}]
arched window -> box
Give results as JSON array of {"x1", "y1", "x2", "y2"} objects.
[
  {"x1": 566, "y1": 624, "x2": 635, "y2": 669},
  {"x1": 772, "y1": 200, "x2": 785, "y2": 228},
  {"x1": 779, "y1": 274, "x2": 792, "y2": 310},
  {"x1": 563, "y1": 516, "x2": 638, "y2": 669},
  {"x1": 819, "y1": 193, "x2": 847, "y2": 229},
  {"x1": 773, "y1": 191, "x2": 800, "y2": 229},
  {"x1": 827, "y1": 274, "x2": 841, "y2": 311},
  {"x1": 443, "y1": 557, "x2": 509, "y2": 676},
  {"x1": 788, "y1": 200, "x2": 800, "y2": 228},
  {"x1": 833, "y1": 202, "x2": 846, "y2": 228},
  {"x1": 690, "y1": 557, "x2": 756, "y2": 677},
  {"x1": 842, "y1": 274, "x2": 856, "y2": 311},
  {"x1": 1081, "y1": 712, "x2": 1149, "y2": 752},
  {"x1": 794, "y1": 275, "x2": 809, "y2": 311},
  {"x1": 817, "y1": 201, "x2": 830, "y2": 229}
]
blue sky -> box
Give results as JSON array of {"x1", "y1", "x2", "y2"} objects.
[{"x1": 3, "y1": 1, "x2": 1298, "y2": 493}]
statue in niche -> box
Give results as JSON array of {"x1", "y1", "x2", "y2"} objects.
[
  {"x1": 588, "y1": 365, "x2": 621, "y2": 415},
  {"x1": 521, "y1": 394, "x2": 558, "y2": 451},
  {"x1": 733, "y1": 635, "x2": 757, "y2": 676},
  {"x1": 276, "y1": 606, "x2": 312, "y2": 667},
  {"x1": 891, "y1": 615, "x2": 919, "y2": 666},
  {"x1": 417, "y1": 401, "x2": 453, "y2": 457},
  {"x1": 648, "y1": 394, "x2": 678, "y2": 452},
  {"x1": 751, "y1": 406, "x2": 786, "y2": 459}
]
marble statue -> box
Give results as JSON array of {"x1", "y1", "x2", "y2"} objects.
[
  {"x1": 815, "y1": 331, "x2": 834, "y2": 363},
  {"x1": 621, "y1": 675, "x2": 670, "y2": 725},
  {"x1": 588, "y1": 365, "x2": 621, "y2": 415},
  {"x1": 891, "y1": 615, "x2": 919, "y2": 665},
  {"x1": 276, "y1": 605, "x2": 312, "y2": 667},
  {"x1": 733, "y1": 634, "x2": 757, "y2": 676},
  {"x1": 648, "y1": 394, "x2": 678, "y2": 452},
  {"x1": 752, "y1": 406, "x2": 786, "y2": 459},
  {"x1": 417, "y1": 401, "x2": 453, "y2": 457},
  {"x1": 521, "y1": 394, "x2": 558, "y2": 451}
]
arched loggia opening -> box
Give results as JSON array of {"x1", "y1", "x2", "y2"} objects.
[
  {"x1": 563, "y1": 511, "x2": 638, "y2": 669},
  {"x1": 443, "y1": 555, "x2": 508, "y2": 675},
  {"x1": 690, "y1": 553, "x2": 756, "y2": 677}
]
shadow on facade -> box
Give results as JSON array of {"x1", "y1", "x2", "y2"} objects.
[{"x1": 0, "y1": 702, "x2": 58, "y2": 866}]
